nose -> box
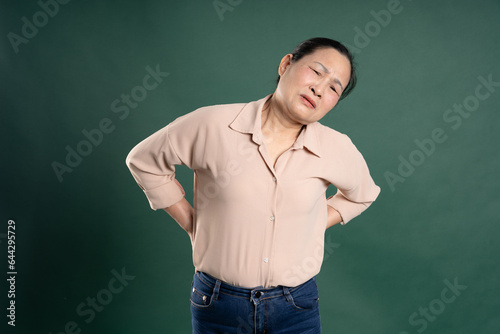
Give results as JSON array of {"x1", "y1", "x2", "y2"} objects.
[{"x1": 311, "y1": 85, "x2": 322, "y2": 97}]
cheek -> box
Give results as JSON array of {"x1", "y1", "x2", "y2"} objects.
[
  {"x1": 294, "y1": 67, "x2": 315, "y2": 85},
  {"x1": 326, "y1": 94, "x2": 340, "y2": 108},
  {"x1": 281, "y1": 72, "x2": 310, "y2": 95},
  {"x1": 302, "y1": 70, "x2": 317, "y2": 84}
]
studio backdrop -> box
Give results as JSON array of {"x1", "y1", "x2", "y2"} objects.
[{"x1": 1, "y1": 0, "x2": 499, "y2": 333}]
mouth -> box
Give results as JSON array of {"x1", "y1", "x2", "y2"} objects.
[{"x1": 300, "y1": 94, "x2": 316, "y2": 109}]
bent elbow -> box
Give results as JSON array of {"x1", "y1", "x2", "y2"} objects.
[{"x1": 125, "y1": 145, "x2": 140, "y2": 170}]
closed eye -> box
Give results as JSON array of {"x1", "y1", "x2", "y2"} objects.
[
  {"x1": 310, "y1": 67, "x2": 339, "y2": 95},
  {"x1": 310, "y1": 67, "x2": 320, "y2": 75}
]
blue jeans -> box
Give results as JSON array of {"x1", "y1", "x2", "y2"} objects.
[{"x1": 190, "y1": 271, "x2": 321, "y2": 334}]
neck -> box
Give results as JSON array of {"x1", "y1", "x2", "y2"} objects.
[{"x1": 261, "y1": 95, "x2": 303, "y2": 139}]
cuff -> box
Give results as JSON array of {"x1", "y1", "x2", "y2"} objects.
[
  {"x1": 327, "y1": 194, "x2": 370, "y2": 225},
  {"x1": 144, "y1": 178, "x2": 185, "y2": 210}
]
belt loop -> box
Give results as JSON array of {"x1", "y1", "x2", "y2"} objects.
[
  {"x1": 282, "y1": 286, "x2": 292, "y2": 302},
  {"x1": 212, "y1": 279, "x2": 221, "y2": 300}
]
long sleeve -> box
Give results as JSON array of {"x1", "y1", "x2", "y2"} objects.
[
  {"x1": 326, "y1": 134, "x2": 381, "y2": 224},
  {"x1": 125, "y1": 122, "x2": 187, "y2": 210}
]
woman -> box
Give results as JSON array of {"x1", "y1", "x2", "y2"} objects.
[{"x1": 126, "y1": 37, "x2": 380, "y2": 333}]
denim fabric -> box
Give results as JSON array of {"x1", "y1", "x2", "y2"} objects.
[{"x1": 190, "y1": 271, "x2": 321, "y2": 334}]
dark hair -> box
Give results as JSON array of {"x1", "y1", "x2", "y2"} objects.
[{"x1": 276, "y1": 37, "x2": 357, "y2": 100}]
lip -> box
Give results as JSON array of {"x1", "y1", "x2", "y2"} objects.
[{"x1": 300, "y1": 94, "x2": 316, "y2": 109}]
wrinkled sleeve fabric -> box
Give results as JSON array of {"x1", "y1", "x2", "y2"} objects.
[
  {"x1": 326, "y1": 134, "x2": 381, "y2": 225},
  {"x1": 125, "y1": 113, "x2": 196, "y2": 210}
]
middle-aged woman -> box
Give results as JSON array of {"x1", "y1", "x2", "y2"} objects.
[{"x1": 126, "y1": 37, "x2": 381, "y2": 333}]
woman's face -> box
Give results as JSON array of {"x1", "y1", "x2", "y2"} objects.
[{"x1": 274, "y1": 47, "x2": 351, "y2": 125}]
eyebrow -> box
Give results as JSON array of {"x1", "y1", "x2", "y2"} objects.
[{"x1": 314, "y1": 61, "x2": 344, "y2": 92}]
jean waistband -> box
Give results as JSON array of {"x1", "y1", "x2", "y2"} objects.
[{"x1": 195, "y1": 271, "x2": 314, "y2": 300}]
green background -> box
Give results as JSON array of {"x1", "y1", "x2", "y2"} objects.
[{"x1": 1, "y1": 0, "x2": 499, "y2": 333}]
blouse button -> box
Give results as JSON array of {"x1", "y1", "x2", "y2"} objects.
[
  {"x1": 270, "y1": 216, "x2": 275, "y2": 221},
  {"x1": 264, "y1": 258, "x2": 269, "y2": 263},
  {"x1": 272, "y1": 176, "x2": 277, "y2": 182}
]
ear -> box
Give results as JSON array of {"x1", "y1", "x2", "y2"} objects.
[{"x1": 278, "y1": 53, "x2": 293, "y2": 77}]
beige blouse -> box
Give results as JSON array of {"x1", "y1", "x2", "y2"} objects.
[{"x1": 126, "y1": 94, "x2": 380, "y2": 288}]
